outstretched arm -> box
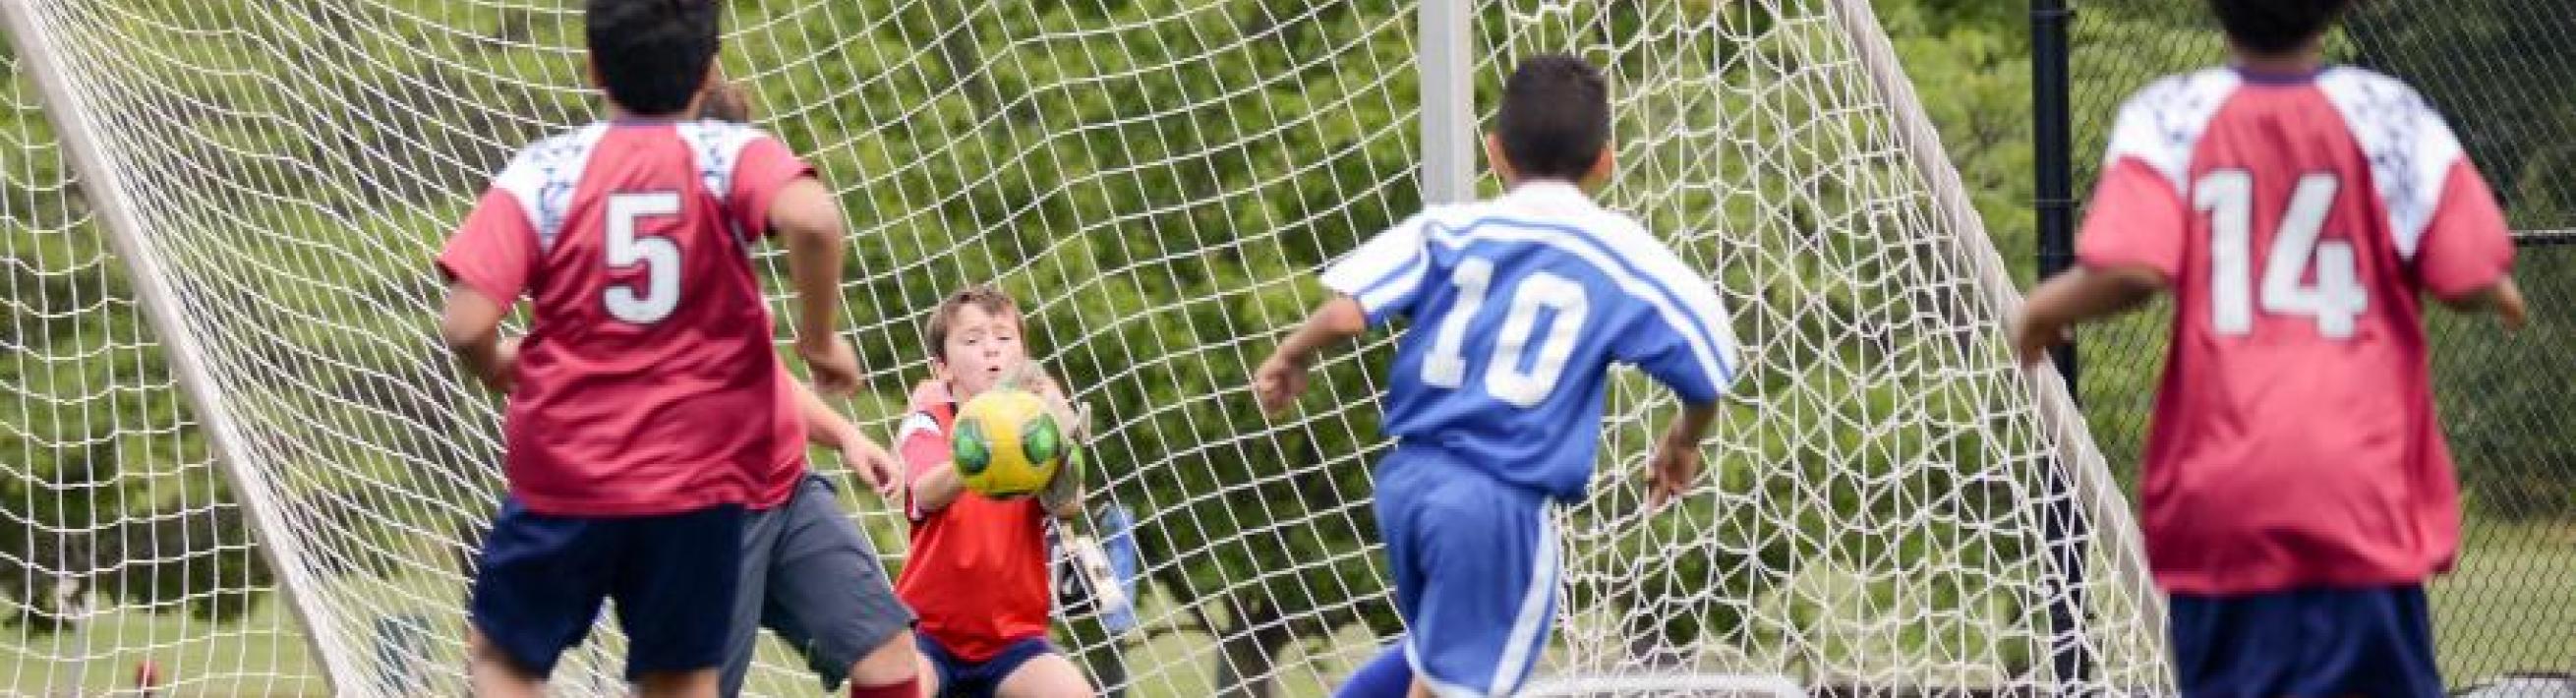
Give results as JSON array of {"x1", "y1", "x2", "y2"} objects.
[
  {"x1": 1252, "y1": 296, "x2": 1370, "y2": 415},
  {"x1": 2012, "y1": 265, "x2": 2168, "y2": 367},
  {"x1": 786, "y1": 378, "x2": 901, "y2": 499},
  {"x1": 768, "y1": 179, "x2": 860, "y2": 394},
  {"x1": 2435, "y1": 276, "x2": 2529, "y2": 331}
]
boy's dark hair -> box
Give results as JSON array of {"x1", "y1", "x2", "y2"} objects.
[
  {"x1": 586, "y1": 0, "x2": 722, "y2": 116},
  {"x1": 1496, "y1": 54, "x2": 1611, "y2": 182},
  {"x1": 926, "y1": 284, "x2": 1023, "y2": 362},
  {"x1": 2207, "y1": 0, "x2": 2352, "y2": 54}
]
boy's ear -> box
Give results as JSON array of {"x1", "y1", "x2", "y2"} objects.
[
  {"x1": 1580, "y1": 145, "x2": 1615, "y2": 191},
  {"x1": 1483, "y1": 133, "x2": 1518, "y2": 186}
]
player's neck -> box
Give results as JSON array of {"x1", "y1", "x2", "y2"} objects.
[
  {"x1": 1507, "y1": 178, "x2": 1589, "y2": 199},
  {"x1": 601, "y1": 102, "x2": 688, "y2": 125},
  {"x1": 2228, "y1": 45, "x2": 2325, "y2": 83}
]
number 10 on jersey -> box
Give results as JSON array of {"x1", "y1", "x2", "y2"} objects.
[{"x1": 1421, "y1": 258, "x2": 1591, "y2": 408}]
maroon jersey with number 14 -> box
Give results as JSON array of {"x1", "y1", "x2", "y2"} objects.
[{"x1": 2079, "y1": 67, "x2": 2514, "y2": 595}]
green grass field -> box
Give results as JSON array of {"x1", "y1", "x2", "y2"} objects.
[{"x1": 3, "y1": 518, "x2": 2567, "y2": 696}]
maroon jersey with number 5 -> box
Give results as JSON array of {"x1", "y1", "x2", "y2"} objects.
[{"x1": 438, "y1": 119, "x2": 816, "y2": 515}]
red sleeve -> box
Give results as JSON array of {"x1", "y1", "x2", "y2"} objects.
[
  {"x1": 730, "y1": 136, "x2": 817, "y2": 239},
  {"x1": 898, "y1": 411, "x2": 949, "y2": 520},
  {"x1": 435, "y1": 188, "x2": 538, "y2": 303},
  {"x1": 2414, "y1": 160, "x2": 2515, "y2": 299},
  {"x1": 2075, "y1": 157, "x2": 2188, "y2": 279}
]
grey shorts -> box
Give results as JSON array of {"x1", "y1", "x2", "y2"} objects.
[{"x1": 719, "y1": 474, "x2": 915, "y2": 695}]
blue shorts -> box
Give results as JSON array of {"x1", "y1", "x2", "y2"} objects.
[
  {"x1": 467, "y1": 498, "x2": 745, "y2": 679},
  {"x1": 1375, "y1": 447, "x2": 1558, "y2": 698},
  {"x1": 915, "y1": 633, "x2": 1053, "y2": 698},
  {"x1": 2168, "y1": 585, "x2": 2441, "y2": 698}
]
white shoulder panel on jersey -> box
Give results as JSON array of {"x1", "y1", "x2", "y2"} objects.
[
  {"x1": 2317, "y1": 67, "x2": 2465, "y2": 260},
  {"x1": 490, "y1": 122, "x2": 611, "y2": 251},
  {"x1": 673, "y1": 120, "x2": 775, "y2": 246},
  {"x1": 2102, "y1": 67, "x2": 2243, "y2": 193},
  {"x1": 1575, "y1": 211, "x2": 1742, "y2": 383}
]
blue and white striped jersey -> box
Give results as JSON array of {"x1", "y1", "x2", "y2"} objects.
[{"x1": 1320, "y1": 181, "x2": 1739, "y2": 499}]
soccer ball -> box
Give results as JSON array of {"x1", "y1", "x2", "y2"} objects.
[{"x1": 952, "y1": 388, "x2": 1065, "y2": 498}]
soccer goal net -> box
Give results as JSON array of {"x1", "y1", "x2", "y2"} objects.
[{"x1": 0, "y1": 0, "x2": 2168, "y2": 695}]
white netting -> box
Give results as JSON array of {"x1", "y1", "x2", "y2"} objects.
[
  {"x1": 1481, "y1": 1, "x2": 2170, "y2": 692},
  {"x1": 0, "y1": 0, "x2": 2167, "y2": 695},
  {"x1": 1, "y1": 44, "x2": 321, "y2": 695}
]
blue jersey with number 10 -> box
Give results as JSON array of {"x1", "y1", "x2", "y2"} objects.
[{"x1": 1319, "y1": 182, "x2": 1739, "y2": 499}]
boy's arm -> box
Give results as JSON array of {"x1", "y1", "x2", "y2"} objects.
[
  {"x1": 787, "y1": 378, "x2": 901, "y2": 499},
  {"x1": 766, "y1": 177, "x2": 861, "y2": 395},
  {"x1": 2436, "y1": 277, "x2": 2528, "y2": 330},
  {"x1": 1644, "y1": 402, "x2": 1719, "y2": 510},
  {"x1": 2012, "y1": 265, "x2": 2167, "y2": 367},
  {"x1": 2414, "y1": 157, "x2": 2525, "y2": 331},
  {"x1": 902, "y1": 416, "x2": 969, "y2": 515},
  {"x1": 1252, "y1": 295, "x2": 1369, "y2": 415},
  {"x1": 439, "y1": 283, "x2": 514, "y2": 393}
]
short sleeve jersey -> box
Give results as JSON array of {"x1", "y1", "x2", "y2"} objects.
[
  {"x1": 2078, "y1": 67, "x2": 2513, "y2": 594},
  {"x1": 436, "y1": 120, "x2": 817, "y2": 515},
  {"x1": 1318, "y1": 182, "x2": 1739, "y2": 500},
  {"x1": 892, "y1": 380, "x2": 1054, "y2": 662}
]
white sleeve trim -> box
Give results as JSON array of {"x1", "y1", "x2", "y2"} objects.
[
  {"x1": 2102, "y1": 68, "x2": 2241, "y2": 194},
  {"x1": 1319, "y1": 213, "x2": 1434, "y2": 315}
]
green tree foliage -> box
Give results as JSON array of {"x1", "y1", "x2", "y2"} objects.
[{"x1": 4, "y1": 0, "x2": 2226, "y2": 690}]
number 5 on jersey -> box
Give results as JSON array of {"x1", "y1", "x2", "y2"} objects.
[
  {"x1": 1422, "y1": 258, "x2": 1591, "y2": 407},
  {"x1": 2196, "y1": 169, "x2": 2367, "y2": 338},
  {"x1": 605, "y1": 192, "x2": 682, "y2": 324}
]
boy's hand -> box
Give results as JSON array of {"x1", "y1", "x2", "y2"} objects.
[
  {"x1": 2010, "y1": 314, "x2": 2072, "y2": 369},
  {"x1": 490, "y1": 336, "x2": 522, "y2": 394},
  {"x1": 799, "y1": 336, "x2": 862, "y2": 396},
  {"x1": 834, "y1": 428, "x2": 903, "y2": 500},
  {"x1": 2491, "y1": 279, "x2": 2529, "y2": 332},
  {"x1": 1643, "y1": 434, "x2": 1704, "y2": 511},
  {"x1": 1252, "y1": 353, "x2": 1311, "y2": 415}
]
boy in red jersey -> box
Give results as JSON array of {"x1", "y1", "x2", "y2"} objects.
[
  {"x1": 894, "y1": 285, "x2": 1094, "y2": 698},
  {"x1": 2014, "y1": 0, "x2": 2527, "y2": 694},
  {"x1": 434, "y1": 0, "x2": 859, "y2": 695}
]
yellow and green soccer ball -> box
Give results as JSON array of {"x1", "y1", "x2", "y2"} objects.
[{"x1": 951, "y1": 388, "x2": 1065, "y2": 498}]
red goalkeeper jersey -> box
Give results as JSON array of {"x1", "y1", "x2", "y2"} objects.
[
  {"x1": 2080, "y1": 67, "x2": 2513, "y2": 594},
  {"x1": 894, "y1": 379, "x2": 1054, "y2": 661}
]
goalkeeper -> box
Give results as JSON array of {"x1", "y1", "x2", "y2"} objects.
[{"x1": 894, "y1": 285, "x2": 1099, "y2": 698}]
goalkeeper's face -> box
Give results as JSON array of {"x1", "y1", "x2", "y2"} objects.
[{"x1": 934, "y1": 304, "x2": 1028, "y2": 400}]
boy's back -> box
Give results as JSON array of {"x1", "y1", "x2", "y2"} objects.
[
  {"x1": 2081, "y1": 66, "x2": 2514, "y2": 593},
  {"x1": 440, "y1": 119, "x2": 814, "y2": 514},
  {"x1": 1320, "y1": 181, "x2": 1737, "y2": 497}
]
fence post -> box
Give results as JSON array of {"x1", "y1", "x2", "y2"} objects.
[{"x1": 2031, "y1": 0, "x2": 2097, "y2": 689}]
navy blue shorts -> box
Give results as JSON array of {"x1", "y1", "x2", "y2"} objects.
[
  {"x1": 915, "y1": 633, "x2": 1053, "y2": 698},
  {"x1": 467, "y1": 498, "x2": 746, "y2": 679},
  {"x1": 2168, "y1": 585, "x2": 2441, "y2": 698}
]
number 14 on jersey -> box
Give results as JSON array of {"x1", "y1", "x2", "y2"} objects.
[{"x1": 2195, "y1": 169, "x2": 2367, "y2": 338}]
